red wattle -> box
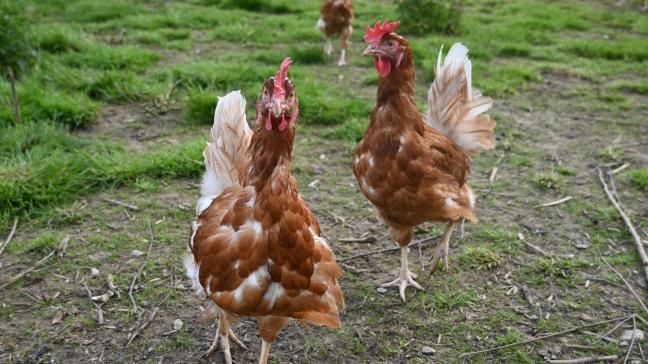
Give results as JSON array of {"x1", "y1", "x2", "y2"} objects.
[
  {"x1": 374, "y1": 56, "x2": 392, "y2": 77},
  {"x1": 265, "y1": 114, "x2": 273, "y2": 131},
  {"x1": 278, "y1": 115, "x2": 288, "y2": 131}
]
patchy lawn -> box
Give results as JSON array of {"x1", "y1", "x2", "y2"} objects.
[{"x1": 1, "y1": 0, "x2": 647, "y2": 363}]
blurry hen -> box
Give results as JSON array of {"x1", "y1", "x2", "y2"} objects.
[
  {"x1": 316, "y1": 0, "x2": 353, "y2": 66},
  {"x1": 185, "y1": 58, "x2": 345, "y2": 364},
  {"x1": 354, "y1": 21, "x2": 496, "y2": 301}
]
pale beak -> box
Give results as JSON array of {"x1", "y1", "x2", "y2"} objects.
[
  {"x1": 362, "y1": 45, "x2": 376, "y2": 56},
  {"x1": 270, "y1": 98, "x2": 284, "y2": 118}
]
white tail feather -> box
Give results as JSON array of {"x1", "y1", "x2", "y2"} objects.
[
  {"x1": 427, "y1": 43, "x2": 496, "y2": 154},
  {"x1": 196, "y1": 90, "x2": 252, "y2": 215}
]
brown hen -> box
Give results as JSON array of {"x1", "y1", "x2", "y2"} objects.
[
  {"x1": 354, "y1": 21, "x2": 496, "y2": 301},
  {"x1": 185, "y1": 58, "x2": 345, "y2": 364},
  {"x1": 316, "y1": 0, "x2": 353, "y2": 66}
]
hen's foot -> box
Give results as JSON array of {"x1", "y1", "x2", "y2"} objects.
[
  {"x1": 428, "y1": 238, "x2": 449, "y2": 275},
  {"x1": 203, "y1": 323, "x2": 246, "y2": 364},
  {"x1": 228, "y1": 327, "x2": 246, "y2": 349},
  {"x1": 380, "y1": 269, "x2": 422, "y2": 302},
  {"x1": 429, "y1": 222, "x2": 457, "y2": 276},
  {"x1": 324, "y1": 42, "x2": 333, "y2": 56}
]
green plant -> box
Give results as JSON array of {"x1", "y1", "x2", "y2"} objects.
[
  {"x1": 215, "y1": 0, "x2": 292, "y2": 14},
  {"x1": 185, "y1": 89, "x2": 216, "y2": 124},
  {"x1": 0, "y1": 0, "x2": 38, "y2": 123},
  {"x1": 627, "y1": 168, "x2": 648, "y2": 191},
  {"x1": 396, "y1": 0, "x2": 461, "y2": 35}
]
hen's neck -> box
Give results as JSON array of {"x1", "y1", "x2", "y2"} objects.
[
  {"x1": 376, "y1": 48, "x2": 415, "y2": 106},
  {"x1": 244, "y1": 124, "x2": 295, "y2": 191}
]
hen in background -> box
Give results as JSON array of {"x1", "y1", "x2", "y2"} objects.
[
  {"x1": 316, "y1": 0, "x2": 353, "y2": 66},
  {"x1": 354, "y1": 21, "x2": 496, "y2": 301},
  {"x1": 185, "y1": 58, "x2": 345, "y2": 364}
]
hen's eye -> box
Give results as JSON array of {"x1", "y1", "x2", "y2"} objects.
[{"x1": 263, "y1": 89, "x2": 269, "y2": 98}]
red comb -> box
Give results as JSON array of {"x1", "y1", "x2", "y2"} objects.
[
  {"x1": 363, "y1": 20, "x2": 400, "y2": 46},
  {"x1": 273, "y1": 57, "x2": 292, "y2": 100}
]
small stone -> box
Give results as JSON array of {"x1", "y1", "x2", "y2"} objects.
[
  {"x1": 574, "y1": 240, "x2": 588, "y2": 249},
  {"x1": 579, "y1": 313, "x2": 595, "y2": 322},
  {"x1": 376, "y1": 287, "x2": 388, "y2": 294},
  {"x1": 421, "y1": 346, "x2": 435, "y2": 355},
  {"x1": 173, "y1": 319, "x2": 183, "y2": 331},
  {"x1": 131, "y1": 249, "x2": 144, "y2": 257},
  {"x1": 90, "y1": 268, "x2": 100, "y2": 276},
  {"x1": 621, "y1": 329, "x2": 645, "y2": 343}
]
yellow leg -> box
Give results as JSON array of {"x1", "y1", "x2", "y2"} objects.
[
  {"x1": 429, "y1": 222, "x2": 457, "y2": 276},
  {"x1": 380, "y1": 246, "x2": 423, "y2": 302},
  {"x1": 204, "y1": 312, "x2": 246, "y2": 364},
  {"x1": 258, "y1": 340, "x2": 271, "y2": 364}
]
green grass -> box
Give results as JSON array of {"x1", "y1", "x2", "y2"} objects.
[
  {"x1": 0, "y1": 0, "x2": 646, "y2": 360},
  {"x1": 0, "y1": 122, "x2": 203, "y2": 224},
  {"x1": 627, "y1": 168, "x2": 648, "y2": 191},
  {"x1": 184, "y1": 88, "x2": 217, "y2": 124}
]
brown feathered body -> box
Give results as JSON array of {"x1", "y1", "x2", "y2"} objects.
[
  {"x1": 317, "y1": 0, "x2": 353, "y2": 66},
  {"x1": 186, "y1": 82, "x2": 344, "y2": 361},
  {"x1": 355, "y1": 27, "x2": 495, "y2": 300},
  {"x1": 319, "y1": 0, "x2": 353, "y2": 37},
  {"x1": 354, "y1": 39, "x2": 488, "y2": 240}
]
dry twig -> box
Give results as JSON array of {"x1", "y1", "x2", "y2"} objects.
[
  {"x1": 339, "y1": 234, "x2": 441, "y2": 262},
  {"x1": 458, "y1": 316, "x2": 628, "y2": 358},
  {"x1": 338, "y1": 235, "x2": 377, "y2": 244},
  {"x1": 623, "y1": 315, "x2": 637, "y2": 364},
  {"x1": 0, "y1": 217, "x2": 18, "y2": 257},
  {"x1": 536, "y1": 196, "x2": 573, "y2": 208},
  {"x1": 58, "y1": 235, "x2": 70, "y2": 258},
  {"x1": 609, "y1": 163, "x2": 630, "y2": 175},
  {"x1": 489, "y1": 167, "x2": 498, "y2": 183},
  {"x1": 125, "y1": 295, "x2": 169, "y2": 347},
  {"x1": 523, "y1": 241, "x2": 552, "y2": 257},
  {"x1": 129, "y1": 221, "x2": 155, "y2": 313},
  {"x1": 600, "y1": 258, "x2": 648, "y2": 315},
  {"x1": 597, "y1": 167, "x2": 648, "y2": 282},
  {"x1": 547, "y1": 355, "x2": 618, "y2": 364},
  {"x1": 83, "y1": 282, "x2": 104, "y2": 325},
  {"x1": 102, "y1": 197, "x2": 139, "y2": 211},
  {"x1": 0, "y1": 251, "x2": 55, "y2": 289}
]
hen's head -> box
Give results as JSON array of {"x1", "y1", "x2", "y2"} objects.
[
  {"x1": 362, "y1": 20, "x2": 408, "y2": 78},
  {"x1": 257, "y1": 57, "x2": 298, "y2": 132}
]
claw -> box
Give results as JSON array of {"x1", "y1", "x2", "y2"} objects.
[
  {"x1": 202, "y1": 315, "x2": 245, "y2": 364},
  {"x1": 228, "y1": 328, "x2": 246, "y2": 350},
  {"x1": 380, "y1": 271, "x2": 423, "y2": 302},
  {"x1": 324, "y1": 40, "x2": 333, "y2": 56}
]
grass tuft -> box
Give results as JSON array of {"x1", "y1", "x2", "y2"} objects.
[
  {"x1": 184, "y1": 89, "x2": 216, "y2": 124},
  {"x1": 627, "y1": 168, "x2": 648, "y2": 191}
]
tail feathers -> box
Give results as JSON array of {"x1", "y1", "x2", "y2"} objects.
[
  {"x1": 426, "y1": 43, "x2": 496, "y2": 155},
  {"x1": 198, "y1": 91, "x2": 251, "y2": 214}
]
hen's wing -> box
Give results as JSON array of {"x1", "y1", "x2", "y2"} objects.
[
  {"x1": 197, "y1": 90, "x2": 252, "y2": 215},
  {"x1": 187, "y1": 177, "x2": 343, "y2": 328}
]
